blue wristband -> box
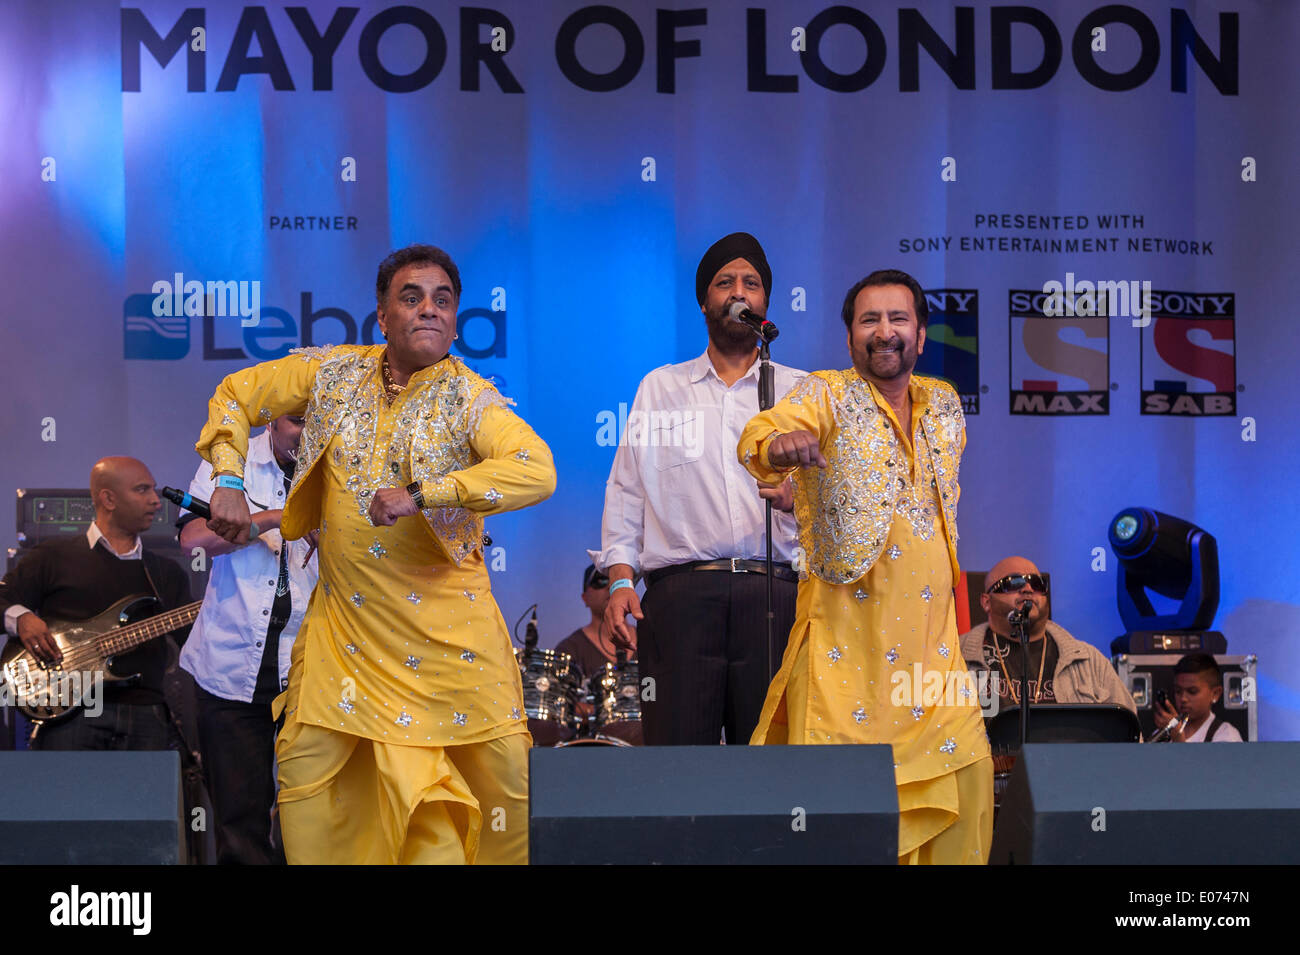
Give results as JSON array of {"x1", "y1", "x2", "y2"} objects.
[
  {"x1": 216, "y1": 474, "x2": 244, "y2": 491},
  {"x1": 608, "y1": 578, "x2": 634, "y2": 595}
]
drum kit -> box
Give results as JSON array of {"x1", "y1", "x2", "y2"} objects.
[{"x1": 514, "y1": 646, "x2": 642, "y2": 747}]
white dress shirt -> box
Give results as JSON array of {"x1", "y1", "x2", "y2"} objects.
[
  {"x1": 592, "y1": 351, "x2": 806, "y2": 574},
  {"x1": 2, "y1": 523, "x2": 141, "y2": 636},
  {"x1": 178, "y1": 429, "x2": 319, "y2": 703}
]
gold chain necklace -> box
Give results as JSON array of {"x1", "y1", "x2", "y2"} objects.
[
  {"x1": 991, "y1": 629, "x2": 1047, "y2": 705},
  {"x1": 381, "y1": 353, "x2": 405, "y2": 404}
]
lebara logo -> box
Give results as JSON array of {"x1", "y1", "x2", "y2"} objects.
[
  {"x1": 1008, "y1": 289, "x2": 1110, "y2": 416},
  {"x1": 914, "y1": 289, "x2": 979, "y2": 415},
  {"x1": 1140, "y1": 291, "x2": 1235, "y2": 416},
  {"x1": 123, "y1": 294, "x2": 506, "y2": 363},
  {"x1": 124, "y1": 293, "x2": 189, "y2": 359}
]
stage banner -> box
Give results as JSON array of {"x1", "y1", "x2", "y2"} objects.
[{"x1": 1, "y1": 1, "x2": 1296, "y2": 738}]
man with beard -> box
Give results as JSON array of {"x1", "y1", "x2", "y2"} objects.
[
  {"x1": 595, "y1": 232, "x2": 806, "y2": 746},
  {"x1": 738, "y1": 268, "x2": 992, "y2": 864}
]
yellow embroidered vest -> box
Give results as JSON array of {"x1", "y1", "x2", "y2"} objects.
[
  {"x1": 790, "y1": 370, "x2": 964, "y2": 585},
  {"x1": 281, "y1": 345, "x2": 508, "y2": 565}
]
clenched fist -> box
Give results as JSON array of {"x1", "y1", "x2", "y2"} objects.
[
  {"x1": 369, "y1": 487, "x2": 420, "y2": 526},
  {"x1": 767, "y1": 430, "x2": 827, "y2": 469}
]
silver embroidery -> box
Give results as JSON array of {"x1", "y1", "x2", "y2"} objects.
[
  {"x1": 396, "y1": 711, "x2": 412, "y2": 728},
  {"x1": 826, "y1": 647, "x2": 842, "y2": 663},
  {"x1": 940, "y1": 737, "x2": 957, "y2": 754},
  {"x1": 461, "y1": 650, "x2": 476, "y2": 663},
  {"x1": 452, "y1": 711, "x2": 468, "y2": 726},
  {"x1": 404, "y1": 655, "x2": 421, "y2": 670},
  {"x1": 350, "y1": 592, "x2": 364, "y2": 607}
]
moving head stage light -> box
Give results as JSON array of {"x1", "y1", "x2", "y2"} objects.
[{"x1": 1107, "y1": 508, "x2": 1225, "y2": 655}]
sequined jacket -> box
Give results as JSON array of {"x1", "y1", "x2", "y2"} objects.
[
  {"x1": 739, "y1": 370, "x2": 965, "y2": 586},
  {"x1": 196, "y1": 344, "x2": 555, "y2": 568}
]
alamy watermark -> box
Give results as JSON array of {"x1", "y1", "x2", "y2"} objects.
[
  {"x1": 1041, "y1": 272, "x2": 1153, "y2": 326},
  {"x1": 595, "y1": 404, "x2": 702, "y2": 458},
  {"x1": 890, "y1": 664, "x2": 1002, "y2": 717},
  {"x1": 151, "y1": 272, "x2": 260, "y2": 326},
  {"x1": 1, "y1": 667, "x2": 104, "y2": 717}
]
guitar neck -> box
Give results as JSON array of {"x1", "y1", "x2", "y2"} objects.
[{"x1": 95, "y1": 601, "x2": 203, "y2": 657}]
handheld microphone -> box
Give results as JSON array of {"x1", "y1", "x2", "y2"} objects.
[
  {"x1": 1149, "y1": 712, "x2": 1190, "y2": 743},
  {"x1": 524, "y1": 607, "x2": 539, "y2": 650},
  {"x1": 161, "y1": 487, "x2": 260, "y2": 540},
  {"x1": 728, "y1": 301, "x2": 780, "y2": 342}
]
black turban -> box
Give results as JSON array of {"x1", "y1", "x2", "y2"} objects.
[{"x1": 695, "y1": 232, "x2": 772, "y2": 306}]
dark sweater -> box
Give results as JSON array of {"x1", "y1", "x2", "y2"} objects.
[{"x1": 0, "y1": 536, "x2": 192, "y2": 704}]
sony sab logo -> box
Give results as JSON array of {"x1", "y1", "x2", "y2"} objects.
[
  {"x1": 1008, "y1": 289, "x2": 1110, "y2": 415},
  {"x1": 123, "y1": 293, "x2": 506, "y2": 362},
  {"x1": 1140, "y1": 291, "x2": 1235, "y2": 415},
  {"x1": 914, "y1": 290, "x2": 979, "y2": 415}
]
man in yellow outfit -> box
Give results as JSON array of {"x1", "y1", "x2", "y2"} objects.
[
  {"x1": 737, "y1": 268, "x2": 992, "y2": 864},
  {"x1": 198, "y1": 245, "x2": 556, "y2": 864}
]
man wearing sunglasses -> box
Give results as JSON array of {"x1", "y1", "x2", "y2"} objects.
[{"x1": 960, "y1": 556, "x2": 1135, "y2": 712}]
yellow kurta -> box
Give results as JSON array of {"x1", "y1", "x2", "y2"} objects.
[
  {"x1": 739, "y1": 371, "x2": 991, "y2": 863},
  {"x1": 195, "y1": 346, "x2": 556, "y2": 863}
]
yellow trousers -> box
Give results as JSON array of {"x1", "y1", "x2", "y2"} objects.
[
  {"x1": 276, "y1": 718, "x2": 530, "y2": 865},
  {"x1": 897, "y1": 755, "x2": 993, "y2": 865},
  {"x1": 780, "y1": 637, "x2": 992, "y2": 864}
]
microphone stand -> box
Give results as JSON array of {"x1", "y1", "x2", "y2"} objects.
[
  {"x1": 758, "y1": 339, "x2": 775, "y2": 683},
  {"x1": 1010, "y1": 604, "x2": 1031, "y2": 747}
]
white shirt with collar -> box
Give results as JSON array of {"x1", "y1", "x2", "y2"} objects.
[
  {"x1": 592, "y1": 350, "x2": 805, "y2": 574},
  {"x1": 2, "y1": 522, "x2": 142, "y2": 636},
  {"x1": 178, "y1": 428, "x2": 319, "y2": 703}
]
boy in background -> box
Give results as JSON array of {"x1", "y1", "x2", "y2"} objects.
[{"x1": 1154, "y1": 653, "x2": 1243, "y2": 742}]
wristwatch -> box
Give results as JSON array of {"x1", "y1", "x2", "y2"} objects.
[{"x1": 406, "y1": 481, "x2": 425, "y2": 510}]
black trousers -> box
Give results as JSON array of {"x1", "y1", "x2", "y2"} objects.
[
  {"x1": 195, "y1": 685, "x2": 284, "y2": 865},
  {"x1": 638, "y1": 570, "x2": 796, "y2": 746},
  {"x1": 31, "y1": 700, "x2": 181, "y2": 751}
]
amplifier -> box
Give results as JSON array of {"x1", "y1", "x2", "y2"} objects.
[
  {"x1": 16, "y1": 488, "x2": 187, "y2": 547},
  {"x1": 1114, "y1": 653, "x2": 1256, "y2": 741}
]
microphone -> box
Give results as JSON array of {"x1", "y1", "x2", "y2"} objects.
[
  {"x1": 161, "y1": 487, "x2": 260, "y2": 540},
  {"x1": 1007, "y1": 599, "x2": 1033, "y2": 624},
  {"x1": 524, "y1": 607, "x2": 539, "y2": 650},
  {"x1": 728, "y1": 301, "x2": 779, "y2": 342},
  {"x1": 1148, "y1": 715, "x2": 1184, "y2": 743}
]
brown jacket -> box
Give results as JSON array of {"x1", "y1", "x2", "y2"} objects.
[{"x1": 960, "y1": 621, "x2": 1137, "y2": 714}]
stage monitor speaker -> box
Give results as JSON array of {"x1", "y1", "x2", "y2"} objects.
[
  {"x1": 991, "y1": 742, "x2": 1300, "y2": 864},
  {"x1": 530, "y1": 744, "x2": 898, "y2": 864},
  {"x1": 0, "y1": 751, "x2": 183, "y2": 864}
]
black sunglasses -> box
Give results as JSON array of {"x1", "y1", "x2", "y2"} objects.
[{"x1": 986, "y1": 573, "x2": 1047, "y2": 595}]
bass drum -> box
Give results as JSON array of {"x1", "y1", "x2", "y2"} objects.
[
  {"x1": 589, "y1": 658, "x2": 643, "y2": 746},
  {"x1": 514, "y1": 647, "x2": 580, "y2": 746}
]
